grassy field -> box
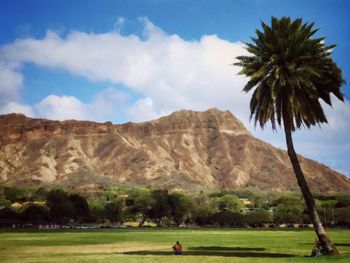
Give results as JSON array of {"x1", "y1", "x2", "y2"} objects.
[{"x1": 0, "y1": 228, "x2": 349, "y2": 263}]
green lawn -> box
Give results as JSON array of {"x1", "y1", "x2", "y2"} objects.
[{"x1": 0, "y1": 228, "x2": 349, "y2": 263}]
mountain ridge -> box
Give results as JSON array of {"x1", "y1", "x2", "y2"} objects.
[{"x1": 0, "y1": 109, "x2": 349, "y2": 193}]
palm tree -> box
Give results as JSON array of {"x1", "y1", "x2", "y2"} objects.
[{"x1": 234, "y1": 17, "x2": 344, "y2": 255}]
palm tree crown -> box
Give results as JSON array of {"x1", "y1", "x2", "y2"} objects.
[{"x1": 235, "y1": 16, "x2": 344, "y2": 131}]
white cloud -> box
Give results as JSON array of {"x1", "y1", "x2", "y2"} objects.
[
  {"x1": 322, "y1": 96, "x2": 350, "y2": 132},
  {"x1": 0, "y1": 101, "x2": 34, "y2": 117},
  {"x1": 0, "y1": 17, "x2": 349, "y2": 176},
  {"x1": 0, "y1": 62, "x2": 32, "y2": 117},
  {"x1": 0, "y1": 63, "x2": 23, "y2": 106},
  {"x1": 0, "y1": 18, "x2": 250, "y2": 121},
  {"x1": 114, "y1": 17, "x2": 126, "y2": 33},
  {"x1": 34, "y1": 95, "x2": 87, "y2": 120},
  {"x1": 33, "y1": 88, "x2": 131, "y2": 122},
  {"x1": 90, "y1": 87, "x2": 129, "y2": 118},
  {"x1": 128, "y1": 97, "x2": 159, "y2": 122}
]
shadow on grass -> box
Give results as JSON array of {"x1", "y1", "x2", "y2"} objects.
[
  {"x1": 188, "y1": 246, "x2": 266, "y2": 251},
  {"x1": 122, "y1": 246, "x2": 295, "y2": 258},
  {"x1": 300, "y1": 242, "x2": 350, "y2": 247},
  {"x1": 335, "y1": 243, "x2": 350, "y2": 247}
]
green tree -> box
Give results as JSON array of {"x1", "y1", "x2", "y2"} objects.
[
  {"x1": 234, "y1": 17, "x2": 344, "y2": 255},
  {"x1": 0, "y1": 207, "x2": 18, "y2": 220},
  {"x1": 244, "y1": 209, "x2": 273, "y2": 226},
  {"x1": 3, "y1": 187, "x2": 30, "y2": 203},
  {"x1": 68, "y1": 194, "x2": 91, "y2": 222},
  {"x1": 193, "y1": 204, "x2": 215, "y2": 226},
  {"x1": 211, "y1": 211, "x2": 243, "y2": 227},
  {"x1": 46, "y1": 189, "x2": 75, "y2": 223},
  {"x1": 20, "y1": 204, "x2": 49, "y2": 223},
  {"x1": 216, "y1": 194, "x2": 244, "y2": 213},
  {"x1": 168, "y1": 192, "x2": 193, "y2": 226},
  {"x1": 105, "y1": 200, "x2": 123, "y2": 223},
  {"x1": 147, "y1": 189, "x2": 170, "y2": 226},
  {"x1": 125, "y1": 189, "x2": 154, "y2": 227},
  {"x1": 31, "y1": 187, "x2": 48, "y2": 202},
  {"x1": 334, "y1": 207, "x2": 350, "y2": 226},
  {"x1": 272, "y1": 195, "x2": 304, "y2": 224},
  {"x1": 88, "y1": 198, "x2": 107, "y2": 223},
  {"x1": 0, "y1": 187, "x2": 11, "y2": 207},
  {"x1": 334, "y1": 195, "x2": 350, "y2": 208}
]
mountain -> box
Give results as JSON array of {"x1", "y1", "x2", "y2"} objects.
[{"x1": 0, "y1": 109, "x2": 349, "y2": 193}]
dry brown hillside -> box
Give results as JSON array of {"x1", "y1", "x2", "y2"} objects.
[{"x1": 0, "y1": 109, "x2": 349, "y2": 193}]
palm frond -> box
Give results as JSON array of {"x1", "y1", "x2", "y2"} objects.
[{"x1": 234, "y1": 16, "x2": 344, "y2": 131}]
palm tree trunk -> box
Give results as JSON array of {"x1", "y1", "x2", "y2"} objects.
[{"x1": 283, "y1": 122, "x2": 339, "y2": 255}]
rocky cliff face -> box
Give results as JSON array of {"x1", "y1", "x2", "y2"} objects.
[{"x1": 0, "y1": 109, "x2": 349, "y2": 193}]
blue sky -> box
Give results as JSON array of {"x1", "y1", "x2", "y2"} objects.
[{"x1": 0, "y1": 0, "x2": 349, "y2": 176}]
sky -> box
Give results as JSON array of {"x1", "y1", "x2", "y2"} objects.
[{"x1": 0, "y1": 0, "x2": 349, "y2": 176}]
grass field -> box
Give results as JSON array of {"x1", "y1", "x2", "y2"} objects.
[{"x1": 0, "y1": 228, "x2": 349, "y2": 263}]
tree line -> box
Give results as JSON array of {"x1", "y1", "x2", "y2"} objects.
[{"x1": 0, "y1": 186, "x2": 349, "y2": 227}]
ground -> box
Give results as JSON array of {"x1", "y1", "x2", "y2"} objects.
[{"x1": 0, "y1": 228, "x2": 349, "y2": 262}]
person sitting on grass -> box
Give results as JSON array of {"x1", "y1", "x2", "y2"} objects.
[{"x1": 172, "y1": 241, "x2": 182, "y2": 255}]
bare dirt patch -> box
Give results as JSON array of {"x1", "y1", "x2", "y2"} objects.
[{"x1": 20, "y1": 243, "x2": 169, "y2": 254}]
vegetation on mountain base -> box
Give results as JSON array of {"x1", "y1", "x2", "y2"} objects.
[{"x1": 1, "y1": 186, "x2": 349, "y2": 228}]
